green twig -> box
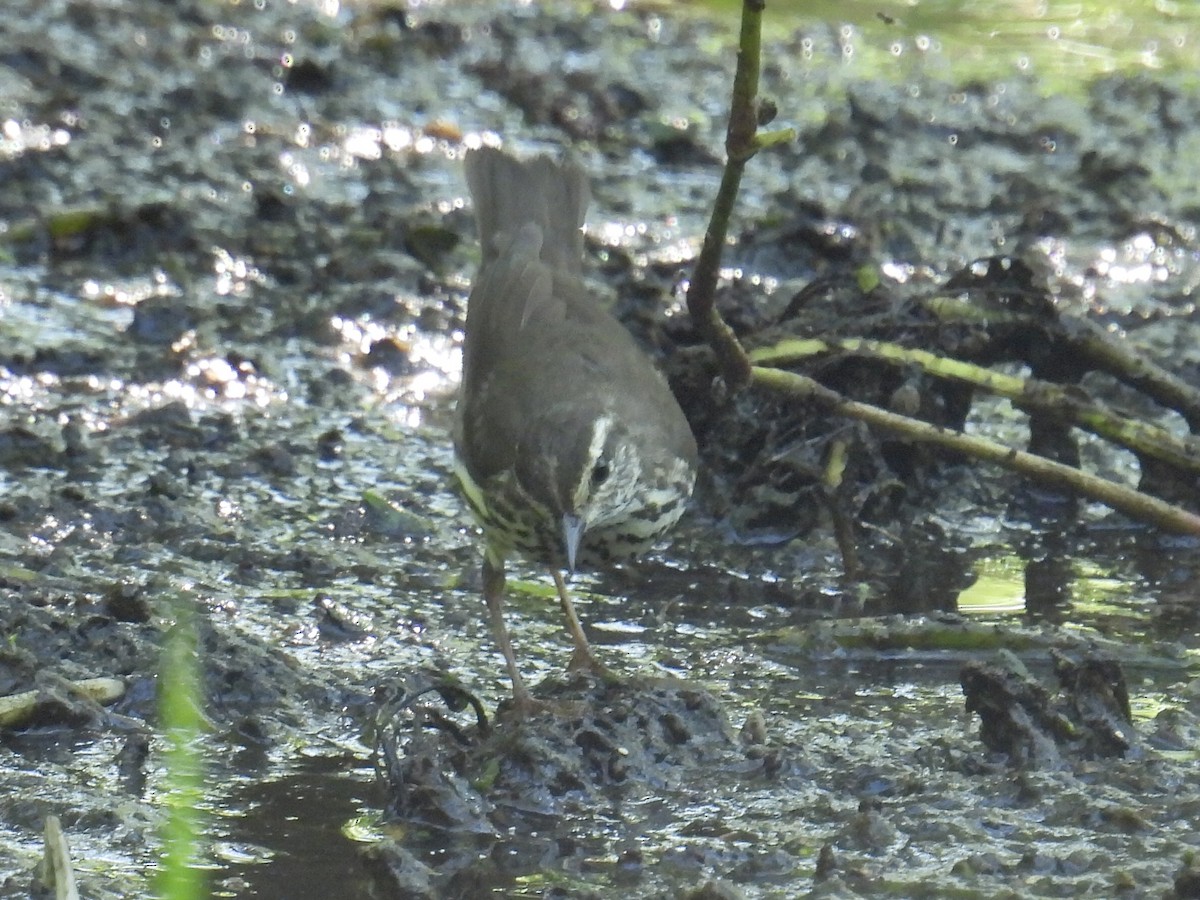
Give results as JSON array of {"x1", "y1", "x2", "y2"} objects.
[
  {"x1": 1069, "y1": 316, "x2": 1200, "y2": 431},
  {"x1": 0, "y1": 677, "x2": 125, "y2": 729},
  {"x1": 683, "y1": 1, "x2": 1199, "y2": 536},
  {"x1": 924, "y1": 295, "x2": 1200, "y2": 430},
  {"x1": 686, "y1": 0, "x2": 794, "y2": 391},
  {"x1": 752, "y1": 365, "x2": 1200, "y2": 535},
  {"x1": 821, "y1": 436, "x2": 861, "y2": 580},
  {"x1": 751, "y1": 337, "x2": 1200, "y2": 476}
]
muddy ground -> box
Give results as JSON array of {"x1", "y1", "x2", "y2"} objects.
[{"x1": 2, "y1": 0, "x2": 1200, "y2": 898}]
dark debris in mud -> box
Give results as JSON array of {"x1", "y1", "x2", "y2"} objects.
[
  {"x1": 684, "y1": 245, "x2": 1200, "y2": 559},
  {"x1": 3, "y1": 0, "x2": 1200, "y2": 896},
  {"x1": 370, "y1": 672, "x2": 780, "y2": 897},
  {"x1": 961, "y1": 651, "x2": 1139, "y2": 769}
]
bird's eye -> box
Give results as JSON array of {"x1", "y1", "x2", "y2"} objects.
[{"x1": 590, "y1": 461, "x2": 611, "y2": 489}]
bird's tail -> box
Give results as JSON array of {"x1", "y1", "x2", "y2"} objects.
[{"x1": 464, "y1": 147, "x2": 590, "y2": 275}]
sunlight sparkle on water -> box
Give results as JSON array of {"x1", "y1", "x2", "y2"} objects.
[
  {"x1": 594, "y1": 220, "x2": 646, "y2": 247},
  {"x1": 1092, "y1": 232, "x2": 1181, "y2": 286},
  {"x1": 82, "y1": 272, "x2": 174, "y2": 307},
  {"x1": 123, "y1": 360, "x2": 284, "y2": 411},
  {"x1": 2, "y1": 373, "x2": 51, "y2": 405},
  {"x1": 340, "y1": 124, "x2": 442, "y2": 162},
  {"x1": 279, "y1": 150, "x2": 311, "y2": 188},
  {"x1": 330, "y1": 314, "x2": 460, "y2": 407},
  {"x1": 342, "y1": 126, "x2": 383, "y2": 161},
  {"x1": 213, "y1": 248, "x2": 265, "y2": 296},
  {"x1": 0, "y1": 119, "x2": 71, "y2": 159}
]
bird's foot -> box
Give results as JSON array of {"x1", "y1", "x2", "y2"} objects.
[
  {"x1": 501, "y1": 693, "x2": 552, "y2": 718},
  {"x1": 566, "y1": 649, "x2": 621, "y2": 684},
  {"x1": 497, "y1": 685, "x2": 594, "y2": 721}
]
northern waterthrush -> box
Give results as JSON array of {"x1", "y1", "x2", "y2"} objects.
[{"x1": 455, "y1": 147, "x2": 698, "y2": 709}]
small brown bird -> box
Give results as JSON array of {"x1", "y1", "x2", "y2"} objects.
[{"x1": 455, "y1": 147, "x2": 698, "y2": 709}]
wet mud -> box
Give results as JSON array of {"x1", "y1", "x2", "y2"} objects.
[{"x1": 2, "y1": 0, "x2": 1200, "y2": 898}]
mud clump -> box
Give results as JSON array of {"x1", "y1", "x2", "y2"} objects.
[{"x1": 372, "y1": 674, "x2": 772, "y2": 895}]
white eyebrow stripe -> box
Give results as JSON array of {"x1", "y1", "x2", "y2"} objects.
[{"x1": 575, "y1": 414, "x2": 613, "y2": 511}]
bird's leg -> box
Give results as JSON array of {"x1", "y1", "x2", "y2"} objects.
[
  {"x1": 553, "y1": 570, "x2": 614, "y2": 678},
  {"x1": 482, "y1": 553, "x2": 535, "y2": 711}
]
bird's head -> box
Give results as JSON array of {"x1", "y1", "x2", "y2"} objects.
[{"x1": 514, "y1": 408, "x2": 660, "y2": 572}]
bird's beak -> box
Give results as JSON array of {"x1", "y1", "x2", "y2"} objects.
[{"x1": 562, "y1": 513, "x2": 586, "y2": 575}]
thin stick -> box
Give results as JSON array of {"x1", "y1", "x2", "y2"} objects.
[
  {"x1": 753, "y1": 365, "x2": 1200, "y2": 535},
  {"x1": 685, "y1": 0, "x2": 793, "y2": 391}
]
